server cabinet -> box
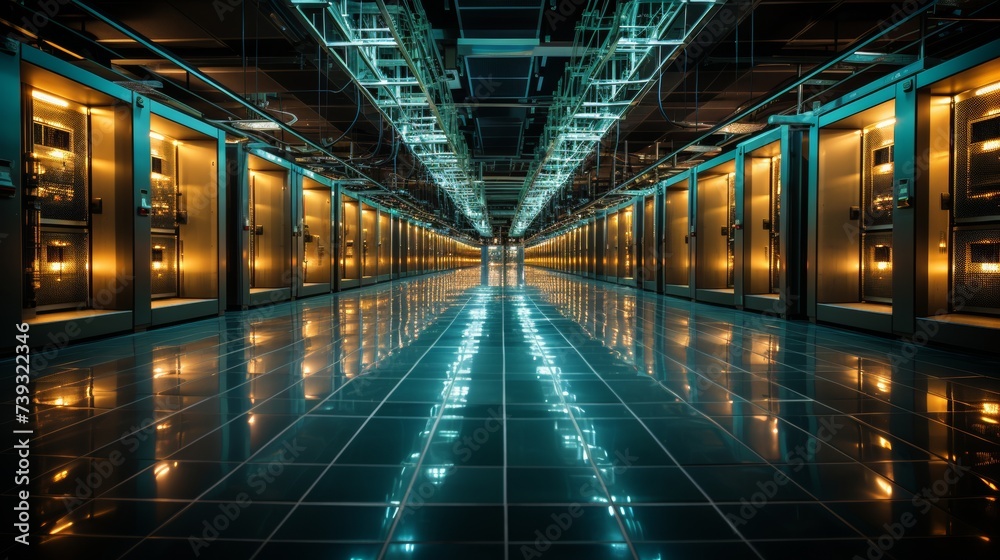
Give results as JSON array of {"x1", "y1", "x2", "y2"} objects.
[
  {"x1": 811, "y1": 94, "x2": 897, "y2": 333},
  {"x1": 147, "y1": 105, "x2": 226, "y2": 325},
  {"x1": 694, "y1": 153, "x2": 738, "y2": 306},
  {"x1": 663, "y1": 171, "x2": 693, "y2": 298}
]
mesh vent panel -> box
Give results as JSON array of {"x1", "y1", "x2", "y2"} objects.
[
  {"x1": 150, "y1": 135, "x2": 177, "y2": 231},
  {"x1": 771, "y1": 157, "x2": 782, "y2": 293},
  {"x1": 955, "y1": 88, "x2": 1000, "y2": 219},
  {"x1": 38, "y1": 230, "x2": 89, "y2": 309},
  {"x1": 863, "y1": 126, "x2": 895, "y2": 228},
  {"x1": 727, "y1": 174, "x2": 736, "y2": 288},
  {"x1": 862, "y1": 232, "x2": 893, "y2": 302},
  {"x1": 151, "y1": 234, "x2": 178, "y2": 298},
  {"x1": 953, "y1": 228, "x2": 1000, "y2": 313},
  {"x1": 31, "y1": 97, "x2": 89, "y2": 223}
]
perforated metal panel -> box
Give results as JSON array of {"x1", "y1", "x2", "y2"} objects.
[
  {"x1": 955, "y1": 86, "x2": 1000, "y2": 220},
  {"x1": 151, "y1": 235, "x2": 179, "y2": 298},
  {"x1": 770, "y1": 157, "x2": 782, "y2": 293},
  {"x1": 863, "y1": 125, "x2": 895, "y2": 228},
  {"x1": 31, "y1": 96, "x2": 89, "y2": 224},
  {"x1": 249, "y1": 175, "x2": 257, "y2": 285},
  {"x1": 38, "y1": 230, "x2": 89, "y2": 310},
  {"x1": 953, "y1": 229, "x2": 1000, "y2": 313},
  {"x1": 150, "y1": 134, "x2": 178, "y2": 231},
  {"x1": 862, "y1": 232, "x2": 893, "y2": 302},
  {"x1": 727, "y1": 174, "x2": 736, "y2": 288}
]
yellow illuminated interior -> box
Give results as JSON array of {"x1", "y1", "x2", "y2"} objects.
[
  {"x1": 152, "y1": 244, "x2": 166, "y2": 272},
  {"x1": 975, "y1": 80, "x2": 1000, "y2": 97},
  {"x1": 32, "y1": 89, "x2": 69, "y2": 107}
]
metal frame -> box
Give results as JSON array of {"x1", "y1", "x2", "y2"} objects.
[
  {"x1": 290, "y1": 0, "x2": 490, "y2": 235},
  {"x1": 510, "y1": 0, "x2": 719, "y2": 237}
]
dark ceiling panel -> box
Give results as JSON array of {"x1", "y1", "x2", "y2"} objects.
[
  {"x1": 466, "y1": 56, "x2": 533, "y2": 79},
  {"x1": 466, "y1": 57, "x2": 533, "y2": 99},
  {"x1": 459, "y1": 0, "x2": 543, "y2": 7},
  {"x1": 457, "y1": 7, "x2": 542, "y2": 39}
]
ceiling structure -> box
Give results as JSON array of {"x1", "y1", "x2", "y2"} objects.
[{"x1": 4, "y1": 0, "x2": 1000, "y2": 240}]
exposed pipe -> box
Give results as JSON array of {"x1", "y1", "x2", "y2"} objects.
[
  {"x1": 71, "y1": 1, "x2": 386, "y2": 187},
  {"x1": 527, "y1": 0, "x2": 947, "y2": 243},
  {"x1": 580, "y1": 0, "x2": 938, "y2": 215},
  {"x1": 796, "y1": 64, "x2": 803, "y2": 114}
]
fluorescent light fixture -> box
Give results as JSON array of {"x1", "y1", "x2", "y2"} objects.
[
  {"x1": 510, "y1": 0, "x2": 719, "y2": 237},
  {"x1": 976, "y1": 81, "x2": 1000, "y2": 97},
  {"x1": 291, "y1": 0, "x2": 491, "y2": 236},
  {"x1": 32, "y1": 90, "x2": 69, "y2": 108},
  {"x1": 864, "y1": 118, "x2": 896, "y2": 133},
  {"x1": 681, "y1": 145, "x2": 723, "y2": 154},
  {"x1": 233, "y1": 120, "x2": 282, "y2": 131},
  {"x1": 719, "y1": 122, "x2": 767, "y2": 134}
]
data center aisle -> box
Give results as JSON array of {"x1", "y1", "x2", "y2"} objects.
[{"x1": 5, "y1": 265, "x2": 1000, "y2": 559}]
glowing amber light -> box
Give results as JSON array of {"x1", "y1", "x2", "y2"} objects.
[
  {"x1": 32, "y1": 89, "x2": 69, "y2": 108},
  {"x1": 49, "y1": 521, "x2": 73, "y2": 534},
  {"x1": 876, "y1": 478, "x2": 894, "y2": 496},
  {"x1": 154, "y1": 462, "x2": 171, "y2": 479},
  {"x1": 875, "y1": 378, "x2": 890, "y2": 393},
  {"x1": 975, "y1": 81, "x2": 1000, "y2": 97},
  {"x1": 152, "y1": 245, "x2": 166, "y2": 271}
]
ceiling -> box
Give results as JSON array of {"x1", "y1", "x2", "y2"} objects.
[{"x1": 4, "y1": 0, "x2": 1000, "y2": 239}]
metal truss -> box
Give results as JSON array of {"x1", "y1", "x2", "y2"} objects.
[
  {"x1": 290, "y1": 0, "x2": 491, "y2": 236},
  {"x1": 509, "y1": 0, "x2": 721, "y2": 237}
]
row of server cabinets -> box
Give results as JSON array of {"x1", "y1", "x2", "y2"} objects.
[
  {"x1": 526, "y1": 39, "x2": 1000, "y2": 353},
  {"x1": 0, "y1": 42, "x2": 480, "y2": 354}
]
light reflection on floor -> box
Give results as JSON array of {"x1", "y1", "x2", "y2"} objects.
[{"x1": 5, "y1": 266, "x2": 999, "y2": 559}]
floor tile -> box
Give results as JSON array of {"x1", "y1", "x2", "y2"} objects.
[{"x1": 12, "y1": 267, "x2": 999, "y2": 559}]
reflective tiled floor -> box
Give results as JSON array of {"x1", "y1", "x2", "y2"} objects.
[{"x1": 4, "y1": 266, "x2": 1000, "y2": 559}]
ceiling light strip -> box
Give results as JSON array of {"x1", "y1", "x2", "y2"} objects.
[
  {"x1": 290, "y1": 0, "x2": 491, "y2": 236},
  {"x1": 509, "y1": 0, "x2": 721, "y2": 237}
]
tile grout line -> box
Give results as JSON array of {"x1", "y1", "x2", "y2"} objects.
[
  {"x1": 35, "y1": 279, "x2": 446, "y2": 483},
  {"x1": 373, "y1": 291, "x2": 487, "y2": 560},
  {"x1": 19, "y1": 281, "x2": 422, "y2": 456},
  {"x1": 501, "y1": 265, "x2": 509, "y2": 560},
  {"x1": 521, "y1": 282, "x2": 767, "y2": 559},
  {"x1": 44, "y1": 341, "x2": 368, "y2": 507},
  {"x1": 552, "y1": 271, "x2": 999, "y2": 532},
  {"x1": 112, "y1": 274, "x2": 475, "y2": 559},
  {"x1": 59, "y1": 315, "x2": 422, "y2": 503},
  {"x1": 516, "y1": 286, "x2": 642, "y2": 560},
  {"x1": 531, "y1": 270, "x2": 894, "y2": 553},
  {"x1": 253, "y1": 288, "x2": 480, "y2": 560}
]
